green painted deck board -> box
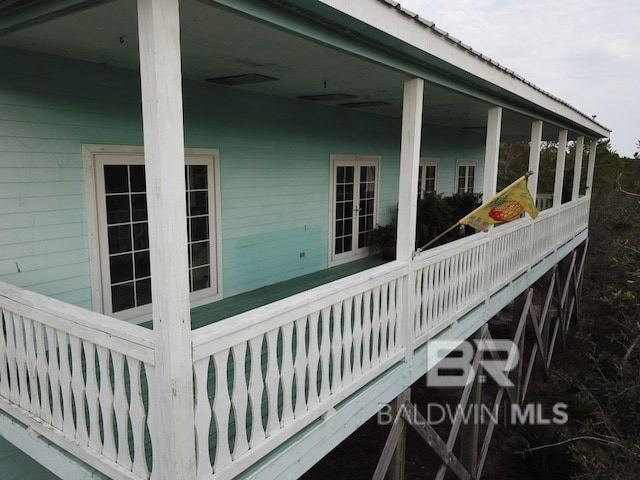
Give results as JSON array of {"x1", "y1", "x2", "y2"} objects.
[
  {"x1": 191, "y1": 256, "x2": 384, "y2": 329},
  {"x1": 141, "y1": 256, "x2": 385, "y2": 330}
]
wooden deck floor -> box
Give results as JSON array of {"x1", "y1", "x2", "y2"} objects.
[{"x1": 142, "y1": 256, "x2": 385, "y2": 330}]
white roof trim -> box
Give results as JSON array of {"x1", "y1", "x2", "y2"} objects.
[{"x1": 317, "y1": 0, "x2": 610, "y2": 137}]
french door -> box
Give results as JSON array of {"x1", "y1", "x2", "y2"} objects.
[{"x1": 331, "y1": 155, "x2": 380, "y2": 265}]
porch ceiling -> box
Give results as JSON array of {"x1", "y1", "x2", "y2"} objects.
[{"x1": 0, "y1": 0, "x2": 567, "y2": 141}]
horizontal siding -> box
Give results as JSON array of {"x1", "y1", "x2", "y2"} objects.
[
  {"x1": 0, "y1": 48, "x2": 142, "y2": 307},
  {"x1": 0, "y1": 46, "x2": 486, "y2": 310}
]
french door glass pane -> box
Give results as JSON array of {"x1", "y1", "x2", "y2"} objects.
[
  {"x1": 335, "y1": 166, "x2": 355, "y2": 254},
  {"x1": 358, "y1": 165, "x2": 376, "y2": 249},
  {"x1": 104, "y1": 163, "x2": 212, "y2": 312}
]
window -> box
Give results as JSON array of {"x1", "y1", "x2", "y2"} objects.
[
  {"x1": 418, "y1": 158, "x2": 439, "y2": 198},
  {"x1": 84, "y1": 145, "x2": 221, "y2": 321},
  {"x1": 456, "y1": 160, "x2": 476, "y2": 194}
]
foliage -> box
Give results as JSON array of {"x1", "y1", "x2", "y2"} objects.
[
  {"x1": 369, "y1": 222, "x2": 396, "y2": 252},
  {"x1": 415, "y1": 193, "x2": 452, "y2": 248},
  {"x1": 415, "y1": 192, "x2": 481, "y2": 248},
  {"x1": 549, "y1": 156, "x2": 640, "y2": 478}
]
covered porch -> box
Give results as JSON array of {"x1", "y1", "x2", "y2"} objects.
[
  {"x1": 0, "y1": 196, "x2": 591, "y2": 480},
  {"x1": 0, "y1": 0, "x2": 608, "y2": 479}
]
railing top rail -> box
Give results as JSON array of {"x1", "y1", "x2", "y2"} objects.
[
  {"x1": 413, "y1": 230, "x2": 490, "y2": 267},
  {"x1": 192, "y1": 261, "x2": 409, "y2": 360},
  {"x1": 0, "y1": 282, "x2": 154, "y2": 365}
]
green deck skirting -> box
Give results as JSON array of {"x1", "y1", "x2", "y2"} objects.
[{"x1": 0, "y1": 435, "x2": 62, "y2": 480}]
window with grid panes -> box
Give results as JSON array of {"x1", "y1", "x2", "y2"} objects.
[{"x1": 94, "y1": 151, "x2": 218, "y2": 317}]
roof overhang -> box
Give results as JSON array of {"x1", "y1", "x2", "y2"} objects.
[{"x1": 0, "y1": 0, "x2": 610, "y2": 142}]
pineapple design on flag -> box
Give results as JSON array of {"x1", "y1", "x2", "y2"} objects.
[{"x1": 459, "y1": 175, "x2": 539, "y2": 232}]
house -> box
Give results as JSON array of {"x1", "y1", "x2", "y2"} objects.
[{"x1": 0, "y1": 0, "x2": 609, "y2": 479}]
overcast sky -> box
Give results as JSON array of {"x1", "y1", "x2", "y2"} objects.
[{"x1": 400, "y1": 0, "x2": 639, "y2": 157}]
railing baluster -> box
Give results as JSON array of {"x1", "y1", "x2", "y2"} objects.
[
  {"x1": 112, "y1": 351, "x2": 132, "y2": 470},
  {"x1": 342, "y1": 297, "x2": 354, "y2": 384},
  {"x1": 248, "y1": 335, "x2": 266, "y2": 448},
  {"x1": 57, "y1": 331, "x2": 75, "y2": 437},
  {"x1": 294, "y1": 316, "x2": 309, "y2": 416},
  {"x1": 232, "y1": 342, "x2": 250, "y2": 459},
  {"x1": 330, "y1": 302, "x2": 343, "y2": 392},
  {"x1": 97, "y1": 345, "x2": 116, "y2": 461},
  {"x1": 69, "y1": 334, "x2": 88, "y2": 444},
  {"x1": 379, "y1": 285, "x2": 389, "y2": 360},
  {"x1": 193, "y1": 357, "x2": 213, "y2": 479},
  {"x1": 128, "y1": 357, "x2": 149, "y2": 479},
  {"x1": 318, "y1": 307, "x2": 331, "y2": 402},
  {"x1": 264, "y1": 329, "x2": 280, "y2": 435},
  {"x1": 34, "y1": 322, "x2": 51, "y2": 424},
  {"x1": 370, "y1": 286, "x2": 381, "y2": 367},
  {"x1": 84, "y1": 341, "x2": 101, "y2": 452},
  {"x1": 306, "y1": 312, "x2": 320, "y2": 409},
  {"x1": 212, "y1": 349, "x2": 232, "y2": 471},
  {"x1": 351, "y1": 295, "x2": 363, "y2": 380},
  {"x1": 280, "y1": 324, "x2": 295, "y2": 427},
  {"x1": 361, "y1": 290, "x2": 372, "y2": 372}
]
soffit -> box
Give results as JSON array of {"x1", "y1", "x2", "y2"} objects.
[{"x1": 0, "y1": 0, "x2": 567, "y2": 141}]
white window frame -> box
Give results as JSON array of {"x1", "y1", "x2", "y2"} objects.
[
  {"x1": 83, "y1": 144, "x2": 223, "y2": 323},
  {"x1": 329, "y1": 154, "x2": 381, "y2": 267},
  {"x1": 455, "y1": 159, "x2": 477, "y2": 194},
  {"x1": 418, "y1": 157, "x2": 439, "y2": 198}
]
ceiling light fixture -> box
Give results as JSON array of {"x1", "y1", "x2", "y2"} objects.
[
  {"x1": 298, "y1": 93, "x2": 357, "y2": 102},
  {"x1": 339, "y1": 101, "x2": 392, "y2": 108},
  {"x1": 206, "y1": 73, "x2": 279, "y2": 86}
]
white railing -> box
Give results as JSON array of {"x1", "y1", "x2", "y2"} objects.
[
  {"x1": 410, "y1": 196, "x2": 590, "y2": 350},
  {"x1": 536, "y1": 193, "x2": 554, "y2": 211},
  {"x1": 0, "y1": 283, "x2": 155, "y2": 480},
  {"x1": 191, "y1": 262, "x2": 409, "y2": 480},
  {"x1": 0, "y1": 197, "x2": 591, "y2": 480},
  {"x1": 412, "y1": 232, "x2": 489, "y2": 343}
]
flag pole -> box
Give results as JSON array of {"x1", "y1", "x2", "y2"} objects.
[
  {"x1": 415, "y1": 222, "x2": 460, "y2": 253},
  {"x1": 414, "y1": 171, "x2": 535, "y2": 255}
]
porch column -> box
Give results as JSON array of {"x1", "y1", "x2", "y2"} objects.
[
  {"x1": 396, "y1": 77, "x2": 424, "y2": 261},
  {"x1": 483, "y1": 106, "x2": 502, "y2": 199},
  {"x1": 571, "y1": 136, "x2": 585, "y2": 201},
  {"x1": 585, "y1": 140, "x2": 597, "y2": 197},
  {"x1": 553, "y1": 130, "x2": 568, "y2": 207},
  {"x1": 137, "y1": 0, "x2": 196, "y2": 479},
  {"x1": 527, "y1": 120, "x2": 543, "y2": 200}
]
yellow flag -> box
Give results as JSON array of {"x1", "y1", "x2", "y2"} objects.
[{"x1": 459, "y1": 176, "x2": 539, "y2": 232}]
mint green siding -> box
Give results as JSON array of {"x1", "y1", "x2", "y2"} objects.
[{"x1": 0, "y1": 47, "x2": 486, "y2": 308}]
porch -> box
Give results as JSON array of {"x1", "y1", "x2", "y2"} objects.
[{"x1": 0, "y1": 197, "x2": 590, "y2": 480}]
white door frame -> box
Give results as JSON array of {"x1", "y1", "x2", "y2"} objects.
[
  {"x1": 83, "y1": 144, "x2": 223, "y2": 323},
  {"x1": 329, "y1": 154, "x2": 381, "y2": 267}
]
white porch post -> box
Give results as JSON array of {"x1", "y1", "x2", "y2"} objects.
[
  {"x1": 585, "y1": 139, "x2": 597, "y2": 197},
  {"x1": 137, "y1": 0, "x2": 196, "y2": 479},
  {"x1": 396, "y1": 77, "x2": 424, "y2": 262},
  {"x1": 571, "y1": 135, "x2": 585, "y2": 201},
  {"x1": 553, "y1": 129, "x2": 568, "y2": 207},
  {"x1": 396, "y1": 77, "x2": 423, "y2": 365},
  {"x1": 527, "y1": 121, "x2": 543, "y2": 200},
  {"x1": 483, "y1": 106, "x2": 502, "y2": 199}
]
